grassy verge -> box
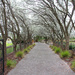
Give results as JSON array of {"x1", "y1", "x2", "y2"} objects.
[
  {"x1": 7, "y1": 47, "x2": 13, "y2": 54},
  {"x1": 7, "y1": 44, "x2": 20, "y2": 54},
  {"x1": 6, "y1": 42, "x2": 13, "y2": 47}
]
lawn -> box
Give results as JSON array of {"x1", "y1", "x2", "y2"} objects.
[
  {"x1": 6, "y1": 42, "x2": 13, "y2": 47},
  {"x1": 70, "y1": 38, "x2": 75, "y2": 42},
  {"x1": 7, "y1": 44, "x2": 20, "y2": 54},
  {"x1": 7, "y1": 47, "x2": 13, "y2": 54}
]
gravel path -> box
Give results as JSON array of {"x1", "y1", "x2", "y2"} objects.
[{"x1": 8, "y1": 43, "x2": 75, "y2": 75}]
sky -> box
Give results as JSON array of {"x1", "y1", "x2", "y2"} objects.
[{"x1": 16, "y1": 0, "x2": 21, "y2": 2}]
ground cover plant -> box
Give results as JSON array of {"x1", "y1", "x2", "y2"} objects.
[
  {"x1": 16, "y1": 51, "x2": 24, "y2": 58},
  {"x1": 7, "y1": 59, "x2": 17, "y2": 68},
  {"x1": 54, "y1": 47, "x2": 62, "y2": 54},
  {"x1": 6, "y1": 44, "x2": 20, "y2": 54},
  {"x1": 7, "y1": 47, "x2": 13, "y2": 54},
  {"x1": 60, "y1": 51, "x2": 71, "y2": 58},
  {"x1": 24, "y1": 49, "x2": 29, "y2": 53},
  {"x1": 23, "y1": 44, "x2": 35, "y2": 53},
  {"x1": 50, "y1": 45, "x2": 57, "y2": 51}
]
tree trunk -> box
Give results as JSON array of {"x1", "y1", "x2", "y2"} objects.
[
  {"x1": 65, "y1": 36, "x2": 69, "y2": 50},
  {"x1": 13, "y1": 43, "x2": 17, "y2": 52},
  {"x1": 60, "y1": 39, "x2": 63, "y2": 50},
  {"x1": 4, "y1": 39, "x2": 7, "y2": 61},
  {"x1": 4, "y1": 39, "x2": 7, "y2": 69},
  {"x1": 24, "y1": 41, "x2": 26, "y2": 48},
  {"x1": 52, "y1": 38, "x2": 55, "y2": 46}
]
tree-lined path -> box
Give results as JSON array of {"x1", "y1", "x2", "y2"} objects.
[{"x1": 8, "y1": 43, "x2": 75, "y2": 75}]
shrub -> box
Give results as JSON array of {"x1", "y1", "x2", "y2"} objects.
[
  {"x1": 27, "y1": 46, "x2": 31, "y2": 50},
  {"x1": 16, "y1": 51, "x2": 24, "y2": 58},
  {"x1": 52, "y1": 46, "x2": 58, "y2": 51},
  {"x1": 7, "y1": 60, "x2": 17, "y2": 68},
  {"x1": 7, "y1": 60, "x2": 12, "y2": 67},
  {"x1": 60, "y1": 50, "x2": 71, "y2": 58},
  {"x1": 55, "y1": 48, "x2": 62, "y2": 53},
  {"x1": 24, "y1": 49, "x2": 29, "y2": 53},
  {"x1": 29, "y1": 45, "x2": 33, "y2": 48},
  {"x1": 71, "y1": 60, "x2": 75, "y2": 70},
  {"x1": 50, "y1": 45, "x2": 53, "y2": 48},
  {"x1": 33, "y1": 43, "x2": 35, "y2": 46}
]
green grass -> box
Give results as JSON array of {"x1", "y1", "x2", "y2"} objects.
[
  {"x1": 70, "y1": 38, "x2": 75, "y2": 41},
  {"x1": 16, "y1": 45, "x2": 20, "y2": 50},
  {"x1": 6, "y1": 42, "x2": 13, "y2": 47},
  {"x1": 6, "y1": 44, "x2": 35, "y2": 54},
  {"x1": 7, "y1": 47, "x2": 13, "y2": 54},
  {"x1": 6, "y1": 45, "x2": 20, "y2": 54},
  {"x1": 69, "y1": 42, "x2": 75, "y2": 44}
]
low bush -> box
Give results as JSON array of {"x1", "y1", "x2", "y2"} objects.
[
  {"x1": 50, "y1": 45, "x2": 57, "y2": 51},
  {"x1": 55, "y1": 48, "x2": 62, "y2": 53},
  {"x1": 16, "y1": 51, "x2": 24, "y2": 58},
  {"x1": 50, "y1": 45, "x2": 53, "y2": 48},
  {"x1": 7, "y1": 59, "x2": 17, "y2": 68},
  {"x1": 33, "y1": 43, "x2": 35, "y2": 46},
  {"x1": 27, "y1": 46, "x2": 31, "y2": 50},
  {"x1": 71, "y1": 60, "x2": 75, "y2": 70},
  {"x1": 24, "y1": 49, "x2": 29, "y2": 53},
  {"x1": 60, "y1": 50, "x2": 71, "y2": 58},
  {"x1": 52, "y1": 46, "x2": 58, "y2": 51},
  {"x1": 7, "y1": 60, "x2": 12, "y2": 67}
]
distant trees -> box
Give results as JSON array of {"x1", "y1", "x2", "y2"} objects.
[{"x1": 27, "y1": 0, "x2": 75, "y2": 50}]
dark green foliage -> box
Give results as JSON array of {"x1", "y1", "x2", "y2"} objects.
[{"x1": 69, "y1": 44, "x2": 75, "y2": 50}]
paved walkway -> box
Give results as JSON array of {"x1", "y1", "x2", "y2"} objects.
[{"x1": 8, "y1": 43, "x2": 75, "y2": 75}]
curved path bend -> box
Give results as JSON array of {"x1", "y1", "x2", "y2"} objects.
[{"x1": 8, "y1": 43, "x2": 75, "y2": 75}]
